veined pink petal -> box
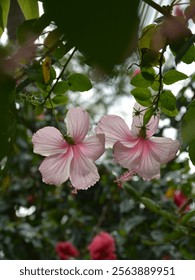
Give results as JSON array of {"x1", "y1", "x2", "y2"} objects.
[
  {"x1": 114, "y1": 139, "x2": 162, "y2": 180},
  {"x1": 79, "y1": 134, "x2": 105, "y2": 161},
  {"x1": 32, "y1": 127, "x2": 68, "y2": 156},
  {"x1": 149, "y1": 137, "x2": 180, "y2": 163},
  {"x1": 70, "y1": 148, "x2": 100, "y2": 190},
  {"x1": 39, "y1": 148, "x2": 73, "y2": 185},
  {"x1": 131, "y1": 102, "x2": 159, "y2": 137},
  {"x1": 113, "y1": 140, "x2": 141, "y2": 169},
  {"x1": 96, "y1": 115, "x2": 134, "y2": 147},
  {"x1": 131, "y1": 103, "x2": 144, "y2": 136},
  {"x1": 66, "y1": 107, "x2": 90, "y2": 143},
  {"x1": 133, "y1": 139, "x2": 161, "y2": 180},
  {"x1": 146, "y1": 114, "x2": 160, "y2": 137}
]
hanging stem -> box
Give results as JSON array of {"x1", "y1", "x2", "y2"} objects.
[
  {"x1": 142, "y1": 0, "x2": 172, "y2": 17},
  {"x1": 153, "y1": 46, "x2": 167, "y2": 110},
  {"x1": 43, "y1": 47, "x2": 77, "y2": 103}
]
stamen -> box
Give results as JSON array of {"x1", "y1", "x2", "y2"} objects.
[{"x1": 114, "y1": 170, "x2": 135, "y2": 188}]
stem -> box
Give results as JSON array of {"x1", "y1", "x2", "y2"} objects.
[
  {"x1": 142, "y1": 0, "x2": 172, "y2": 17},
  {"x1": 153, "y1": 46, "x2": 167, "y2": 110},
  {"x1": 48, "y1": 97, "x2": 61, "y2": 131},
  {"x1": 43, "y1": 47, "x2": 76, "y2": 103}
]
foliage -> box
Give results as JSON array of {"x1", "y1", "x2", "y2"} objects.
[{"x1": 0, "y1": 0, "x2": 195, "y2": 260}]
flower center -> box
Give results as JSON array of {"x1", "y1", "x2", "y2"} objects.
[
  {"x1": 63, "y1": 134, "x2": 75, "y2": 145},
  {"x1": 138, "y1": 125, "x2": 147, "y2": 139}
]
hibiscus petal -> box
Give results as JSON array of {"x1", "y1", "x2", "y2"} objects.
[
  {"x1": 66, "y1": 107, "x2": 90, "y2": 143},
  {"x1": 131, "y1": 103, "x2": 144, "y2": 136},
  {"x1": 134, "y1": 140, "x2": 161, "y2": 180},
  {"x1": 70, "y1": 149, "x2": 100, "y2": 190},
  {"x1": 131, "y1": 102, "x2": 159, "y2": 137},
  {"x1": 96, "y1": 115, "x2": 133, "y2": 147},
  {"x1": 146, "y1": 114, "x2": 160, "y2": 137},
  {"x1": 113, "y1": 140, "x2": 141, "y2": 169},
  {"x1": 149, "y1": 137, "x2": 180, "y2": 163},
  {"x1": 79, "y1": 134, "x2": 105, "y2": 161},
  {"x1": 114, "y1": 139, "x2": 161, "y2": 180},
  {"x1": 32, "y1": 126, "x2": 68, "y2": 156},
  {"x1": 39, "y1": 148, "x2": 73, "y2": 185}
]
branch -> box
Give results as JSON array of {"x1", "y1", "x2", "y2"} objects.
[
  {"x1": 43, "y1": 47, "x2": 77, "y2": 103},
  {"x1": 142, "y1": 0, "x2": 172, "y2": 17}
]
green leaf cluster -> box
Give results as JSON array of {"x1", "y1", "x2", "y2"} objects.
[{"x1": 130, "y1": 67, "x2": 156, "y2": 108}]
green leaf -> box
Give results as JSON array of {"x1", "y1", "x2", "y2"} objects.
[
  {"x1": 26, "y1": 62, "x2": 44, "y2": 84},
  {"x1": 16, "y1": 19, "x2": 37, "y2": 44},
  {"x1": 131, "y1": 88, "x2": 151, "y2": 101},
  {"x1": 124, "y1": 184, "x2": 140, "y2": 200},
  {"x1": 189, "y1": 141, "x2": 195, "y2": 165},
  {"x1": 150, "y1": 80, "x2": 160, "y2": 91},
  {"x1": 140, "y1": 197, "x2": 174, "y2": 221},
  {"x1": 159, "y1": 90, "x2": 178, "y2": 117},
  {"x1": 44, "y1": 28, "x2": 62, "y2": 49},
  {"x1": 68, "y1": 73, "x2": 92, "y2": 92},
  {"x1": 175, "y1": 34, "x2": 195, "y2": 64},
  {"x1": 139, "y1": 24, "x2": 156, "y2": 50},
  {"x1": 164, "y1": 229, "x2": 187, "y2": 242},
  {"x1": 143, "y1": 107, "x2": 154, "y2": 126},
  {"x1": 17, "y1": 0, "x2": 39, "y2": 19},
  {"x1": 160, "y1": 107, "x2": 178, "y2": 117},
  {"x1": 51, "y1": 42, "x2": 73, "y2": 60},
  {"x1": 141, "y1": 48, "x2": 162, "y2": 67},
  {"x1": 45, "y1": 95, "x2": 68, "y2": 108},
  {"x1": 52, "y1": 95, "x2": 68, "y2": 106},
  {"x1": 141, "y1": 67, "x2": 155, "y2": 81},
  {"x1": 48, "y1": 66, "x2": 56, "y2": 84},
  {"x1": 180, "y1": 209, "x2": 195, "y2": 225},
  {"x1": 139, "y1": 24, "x2": 165, "y2": 52},
  {"x1": 34, "y1": 105, "x2": 44, "y2": 116},
  {"x1": 0, "y1": 6, "x2": 3, "y2": 31},
  {"x1": 16, "y1": 15, "x2": 49, "y2": 44},
  {"x1": 181, "y1": 100, "x2": 195, "y2": 145},
  {"x1": 163, "y1": 69, "x2": 188, "y2": 85},
  {"x1": 0, "y1": 0, "x2": 10, "y2": 35},
  {"x1": 181, "y1": 44, "x2": 195, "y2": 64},
  {"x1": 53, "y1": 81, "x2": 69, "y2": 95},
  {"x1": 141, "y1": 197, "x2": 162, "y2": 213},
  {"x1": 130, "y1": 73, "x2": 153, "y2": 88},
  {"x1": 131, "y1": 88, "x2": 152, "y2": 106}
]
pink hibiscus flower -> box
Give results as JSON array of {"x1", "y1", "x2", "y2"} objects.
[
  {"x1": 55, "y1": 241, "x2": 79, "y2": 260},
  {"x1": 97, "y1": 102, "x2": 180, "y2": 182},
  {"x1": 32, "y1": 107, "x2": 105, "y2": 190},
  {"x1": 88, "y1": 232, "x2": 117, "y2": 260}
]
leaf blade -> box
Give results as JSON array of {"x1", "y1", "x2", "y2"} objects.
[{"x1": 17, "y1": 0, "x2": 39, "y2": 19}]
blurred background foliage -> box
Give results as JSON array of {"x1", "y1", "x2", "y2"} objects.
[{"x1": 0, "y1": 0, "x2": 195, "y2": 260}]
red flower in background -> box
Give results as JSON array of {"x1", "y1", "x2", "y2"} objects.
[
  {"x1": 55, "y1": 242, "x2": 79, "y2": 260},
  {"x1": 88, "y1": 232, "x2": 117, "y2": 260},
  {"x1": 174, "y1": 190, "x2": 190, "y2": 211}
]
